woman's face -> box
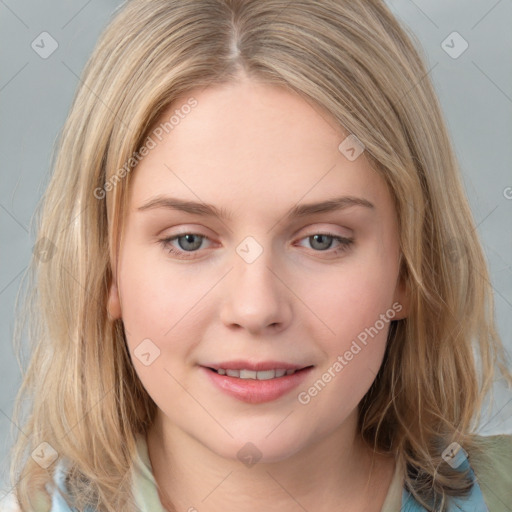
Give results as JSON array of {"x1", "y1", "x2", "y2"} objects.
[{"x1": 108, "y1": 77, "x2": 408, "y2": 462}]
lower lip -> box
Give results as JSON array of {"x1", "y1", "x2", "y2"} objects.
[{"x1": 201, "y1": 366, "x2": 313, "y2": 404}]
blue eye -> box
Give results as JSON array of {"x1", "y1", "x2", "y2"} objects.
[
  {"x1": 159, "y1": 232, "x2": 353, "y2": 260},
  {"x1": 171, "y1": 233, "x2": 204, "y2": 251},
  {"x1": 159, "y1": 233, "x2": 209, "y2": 259},
  {"x1": 299, "y1": 233, "x2": 353, "y2": 253}
]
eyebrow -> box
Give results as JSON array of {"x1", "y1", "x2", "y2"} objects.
[{"x1": 137, "y1": 195, "x2": 375, "y2": 220}]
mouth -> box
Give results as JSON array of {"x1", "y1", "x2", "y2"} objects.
[
  {"x1": 200, "y1": 363, "x2": 315, "y2": 404},
  {"x1": 204, "y1": 366, "x2": 313, "y2": 380}
]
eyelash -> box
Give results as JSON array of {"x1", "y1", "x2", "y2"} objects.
[{"x1": 158, "y1": 232, "x2": 354, "y2": 260}]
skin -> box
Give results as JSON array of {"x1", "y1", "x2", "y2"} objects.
[{"x1": 108, "y1": 74, "x2": 409, "y2": 512}]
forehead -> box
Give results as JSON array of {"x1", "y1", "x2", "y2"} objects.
[{"x1": 127, "y1": 79, "x2": 391, "y2": 221}]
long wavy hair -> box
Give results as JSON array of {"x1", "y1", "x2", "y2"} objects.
[{"x1": 7, "y1": 0, "x2": 512, "y2": 510}]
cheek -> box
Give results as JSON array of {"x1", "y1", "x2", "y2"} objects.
[
  {"x1": 305, "y1": 252, "x2": 399, "y2": 345},
  {"x1": 298, "y1": 251, "x2": 398, "y2": 401},
  {"x1": 116, "y1": 249, "x2": 203, "y2": 400},
  {"x1": 117, "y1": 242, "x2": 202, "y2": 336}
]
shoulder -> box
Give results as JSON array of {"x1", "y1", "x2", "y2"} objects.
[{"x1": 468, "y1": 433, "x2": 512, "y2": 508}]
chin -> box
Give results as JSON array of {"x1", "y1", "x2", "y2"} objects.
[{"x1": 207, "y1": 430, "x2": 308, "y2": 465}]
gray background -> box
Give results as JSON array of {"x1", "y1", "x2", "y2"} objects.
[{"x1": 1, "y1": 0, "x2": 511, "y2": 493}]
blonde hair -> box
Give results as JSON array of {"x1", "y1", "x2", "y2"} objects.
[{"x1": 8, "y1": 0, "x2": 512, "y2": 510}]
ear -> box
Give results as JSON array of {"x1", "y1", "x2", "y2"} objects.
[{"x1": 107, "y1": 281, "x2": 122, "y2": 320}]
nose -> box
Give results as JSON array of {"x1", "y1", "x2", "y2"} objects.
[{"x1": 219, "y1": 243, "x2": 292, "y2": 336}]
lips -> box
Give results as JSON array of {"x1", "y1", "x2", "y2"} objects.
[
  {"x1": 200, "y1": 361, "x2": 314, "y2": 403},
  {"x1": 203, "y1": 360, "x2": 309, "y2": 380}
]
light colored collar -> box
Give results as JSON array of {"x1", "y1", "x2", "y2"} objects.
[
  {"x1": 379, "y1": 456, "x2": 404, "y2": 511},
  {"x1": 132, "y1": 433, "x2": 166, "y2": 512}
]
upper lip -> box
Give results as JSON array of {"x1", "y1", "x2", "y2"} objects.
[{"x1": 202, "y1": 360, "x2": 311, "y2": 371}]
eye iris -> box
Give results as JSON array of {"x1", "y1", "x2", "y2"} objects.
[
  {"x1": 310, "y1": 234, "x2": 333, "y2": 251},
  {"x1": 178, "y1": 234, "x2": 203, "y2": 251},
  {"x1": 171, "y1": 233, "x2": 344, "y2": 254}
]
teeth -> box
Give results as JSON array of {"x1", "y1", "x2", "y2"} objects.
[
  {"x1": 255, "y1": 369, "x2": 276, "y2": 380},
  {"x1": 216, "y1": 368, "x2": 297, "y2": 379},
  {"x1": 239, "y1": 369, "x2": 257, "y2": 379}
]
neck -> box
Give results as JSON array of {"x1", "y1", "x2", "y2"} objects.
[{"x1": 146, "y1": 411, "x2": 395, "y2": 512}]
